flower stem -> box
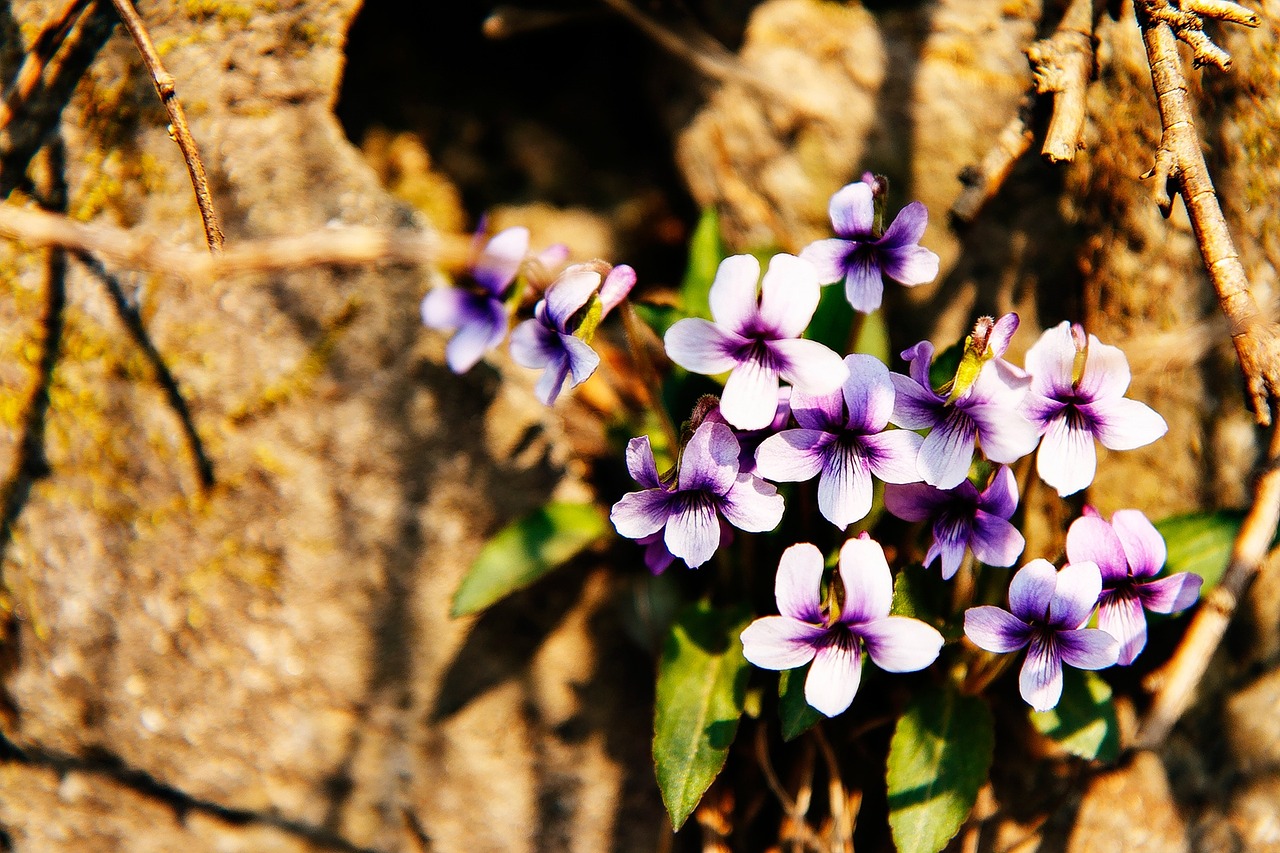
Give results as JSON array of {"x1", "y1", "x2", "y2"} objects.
[{"x1": 620, "y1": 302, "x2": 681, "y2": 454}]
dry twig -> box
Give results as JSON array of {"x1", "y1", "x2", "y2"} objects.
[
  {"x1": 950, "y1": 104, "x2": 1035, "y2": 226},
  {"x1": 1134, "y1": 0, "x2": 1279, "y2": 426},
  {"x1": 1026, "y1": 0, "x2": 1096, "y2": 163},
  {"x1": 108, "y1": 0, "x2": 224, "y2": 253},
  {"x1": 0, "y1": 0, "x2": 92, "y2": 132},
  {"x1": 0, "y1": 201, "x2": 473, "y2": 279},
  {"x1": 1135, "y1": 423, "x2": 1280, "y2": 748}
]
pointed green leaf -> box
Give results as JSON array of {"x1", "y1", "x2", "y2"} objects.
[
  {"x1": 1155, "y1": 510, "x2": 1246, "y2": 592},
  {"x1": 654, "y1": 602, "x2": 752, "y2": 830},
  {"x1": 450, "y1": 503, "x2": 608, "y2": 617},
  {"x1": 887, "y1": 685, "x2": 994, "y2": 853},
  {"x1": 680, "y1": 208, "x2": 726, "y2": 320},
  {"x1": 1029, "y1": 668, "x2": 1119, "y2": 762},
  {"x1": 778, "y1": 665, "x2": 822, "y2": 742}
]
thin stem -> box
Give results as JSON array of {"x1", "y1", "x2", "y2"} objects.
[
  {"x1": 620, "y1": 302, "x2": 681, "y2": 455},
  {"x1": 108, "y1": 0, "x2": 224, "y2": 252}
]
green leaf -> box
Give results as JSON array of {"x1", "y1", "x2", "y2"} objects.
[
  {"x1": 654, "y1": 602, "x2": 752, "y2": 830},
  {"x1": 890, "y1": 565, "x2": 956, "y2": 640},
  {"x1": 928, "y1": 339, "x2": 964, "y2": 393},
  {"x1": 887, "y1": 685, "x2": 994, "y2": 853},
  {"x1": 450, "y1": 503, "x2": 609, "y2": 617},
  {"x1": 803, "y1": 284, "x2": 855, "y2": 353},
  {"x1": 1155, "y1": 510, "x2": 1246, "y2": 592},
  {"x1": 778, "y1": 665, "x2": 822, "y2": 742},
  {"x1": 680, "y1": 208, "x2": 726, "y2": 320},
  {"x1": 854, "y1": 308, "x2": 891, "y2": 365},
  {"x1": 1029, "y1": 668, "x2": 1119, "y2": 762}
]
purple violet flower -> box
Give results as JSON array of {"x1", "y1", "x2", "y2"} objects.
[
  {"x1": 889, "y1": 337, "x2": 1039, "y2": 490},
  {"x1": 610, "y1": 420, "x2": 784, "y2": 568},
  {"x1": 799, "y1": 181, "x2": 940, "y2": 314},
  {"x1": 1022, "y1": 321, "x2": 1168, "y2": 497},
  {"x1": 1066, "y1": 507, "x2": 1202, "y2": 665},
  {"x1": 740, "y1": 536, "x2": 944, "y2": 717},
  {"x1": 509, "y1": 263, "x2": 636, "y2": 405},
  {"x1": 884, "y1": 465, "x2": 1025, "y2": 580},
  {"x1": 706, "y1": 389, "x2": 792, "y2": 476},
  {"x1": 754, "y1": 354, "x2": 924, "y2": 529},
  {"x1": 964, "y1": 559, "x2": 1120, "y2": 711},
  {"x1": 422, "y1": 226, "x2": 532, "y2": 374},
  {"x1": 664, "y1": 254, "x2": 849, "y2": 431}
]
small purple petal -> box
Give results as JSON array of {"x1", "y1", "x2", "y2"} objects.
[
  {"x1": 879, "y1": 201, "x2": 929, "y2": 249},
  {"x1": 708, "y1": 254, "x2": 762, "y2": 332},
  {"x1": 969, "y1": 511, "x2": 1025, "y2": 568},
  {"x1": 889, "y1": 374, "x2": 943, "y2": 430},
  {"x1": 1048, "y1": 561, "x2": 1103, "y2": 630},
  {"x1": 843, "y1": 253, "x2": 884, "y2": 314},
  {"x1": 626, "y1": 435, "x2": 662, "y2": 488},
  {"x1": 930, "y1": 529, "x2": 968, "y2": 581},
  {"x1": 800, "y1": 239, "x2": 854, "y2": 284},
  {"x1": 640, "y1": 532, "x2": 677, "y2": 575},
  {"x1": 843, "y1": 354, "x2": 895, "y2": 431},
  {"x1": 806, "y1": 632, "x2": 862, "y2": 717},
  {"x1": 790, "y1": 387, "x2": 845, "y2": 431},
  {"x1": 472, "y1": 226, "x2": 529, "y2": 295},
  {"x1": 1097, "y1": 591, "x2": 1147, "y2": 666},
  {"x1": 754, "y1": 430, "x2": 833, "y2": 483},
  {"x1": 664, "y1": 318, "x2": 742, "y2": 375},
  {"x1": 858, "y1": 616, "x2": 944, "y2": 672},
  {"x1": 678, "y1": 421, "x2": 740, "y2": 494},
  {"x1": 1009, "y1": 559, "x2": 1057, "y2": 622},
  {"x1": 759, "y1": 253, "x2": 821, "y2": 339},
  {"x1": 1137, "y1": 572, "x2": 1203, "y2": 614},
  {"x1": 775, "y1": 543, "x2": 826, "y2": 623},
  {"x1": 719, "y1": 474, "x2": 785, "y2": 533},
  {"x1": 740, "y1": 616, "x2": 825, "y2": 670},
  {"x1": 1025, "y1": 322, "x2": 1076, "y2": 397},
  {"x1": 1065, "y1": 516, "x2": 1130, "y2": 584},
  {"x1": 1020, "y1": 634, "x2": 1065, "y2": 712},
  {"x1": 967, "y1": 403, "x2": 1040, "y2": 465},
  {"x1": 1057, "y1": 627, "x2": 1121, "y2": 670},
  {"x1": 1036, "y1": 410, "x2": 1098, "y2": 497},
  {"x1": 1075, "y1": 336, "x2": 1132, "y2": 401},
  {"x1": 828, "y1": 182, "x2": 874, "y2": 237},
  {"x1": 978, "y1": 466, "x2": 1019, "y2": 519},
  {"x1": 1086, "y1": 397, "x2": 1168, "y2": 451},
  {"x1": 883, "y1": 482, "x2": 947, "y2": 522},
  {"x1": 545, "y1": 267, "x2": 602, "y2": 331},
  {"x1": 721, "y1": 357, "x2": 783, "y2": 431},
  {"x1": 509, "y1": 316, "x2": 559, "y2": 369},
  {"x1": 964, "y1": 606, "x2": 1032, "y2": 652},
  {"x1": 900, "y1": 341, "x2": 936, "y2": 391},
  {"x1": 665, "y1": 495, "x2": 721, "y2": 568},
  {"x1": 987, "y1": 314, "x2": 1020, "y2": 359},
  {"x1": 862, "y1": 430, "x2": 926, "y2": 484},
  {"x1": 836, "y1": 535, "x2": 893, "y2": 624},
  {"x1": 610, "y1": 490, "x2": 673, "y2": 539},
  {"x1": 533, "y1": 354, "x2": 572, "y2": 405},
  {"x1": 817, "y1": 445, "x2": 873, "y2": 529},
  {"x1": 1111, "y1": 509, "x2": 1167, "y2": 578},
  {"x1": 561, "y1": 334, "x2": 601, "y2": 386},
  {"x1": 917, "y1": 410, "x2": 977, "y2": 490},
  {"x1": 599, "y1": 264, "x2": 637, "y2": 316},
  {"x1": 773, "y1": 339, "x2": 850, "y2": 396},
  {"x1": 880, "y1": 244, "x2": 939, "y2": 287}
]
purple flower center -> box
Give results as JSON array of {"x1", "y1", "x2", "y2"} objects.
[{"x1": 733, "y1": 338, "x2": 780, "y2": 368}]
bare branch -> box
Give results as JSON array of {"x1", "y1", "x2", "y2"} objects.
[
  {"x1": 0, "y1": 201, "x2": 473, "y2": 279},
  {"x1": 1135, "y1": 424, "x2": 1280, "y2": 748},
  {"x1": 0, "y1": 0, "x2": 91, "y2": 132},
  {"x1": 1026, "y1": 0, "x2": 1096, "y2": 163},
  {"x1": 1135, "y1": 0, "x2": 1280, "y2": 426},
  {"x1": 950, "y1": 105, "x2": 1034, "y2": 225},
  {"x1": 108, "y1": 0, "x2": 224, "y2": 253}
]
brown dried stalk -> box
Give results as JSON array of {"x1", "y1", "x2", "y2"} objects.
[
  {"x1": 0, "y1": 0, "x2": 92, "y2": 132},
  {"x1": 1134, "y1": 0, "x2": 1278, "y2": 426},
  {"x1": 109, "y1": 0, "x2": 223, "y2": 253},
  {"x1": 950, "y1": 106, "x2": 1034, "y2": 226},
  {"x1": 1027, "y1": 0, "x2": 1096, "y2": 163}
]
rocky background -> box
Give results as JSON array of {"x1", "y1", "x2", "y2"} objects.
[{"x1": 0, "y1": 0, "x2": 1277, "y2": 851}]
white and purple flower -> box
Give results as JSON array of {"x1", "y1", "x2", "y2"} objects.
[
  {"x1": 421, "y1": 226, "x2": 535, "y2": 374},
  {"x1": 664, "y1": 254, "x2": 849, "y2": 431},
  {"x1": 799, "y1": 181, "x2": 940, "y2": 314},
  {"x1": 1066, "y1": 507, "x2": 1202, "y2": 665},
  {"x1": 1022, "y1": 321, "x2": 1168, "y2": 497},
  {"x1": 889, "y1": 337, "x2": 1039, "y2": 490},
  {"x1": 509, "y1": 262, "x2": 636, "y2": 405},
  {"x1": 884, "y1": 465, "x2": 1025, "y2": 580},
  {"x1": 964, "y1": 560, "x2": 1120, "y2": 711},
  {"x1": 754, "y1": 354, "x2": 924, "y2": 529},
  {"x1": 610, "y1": 420, "x2": 784, "y2": 569},
  {"x1": 740, "y1": 536, "x2": 944, "y2": 717}
]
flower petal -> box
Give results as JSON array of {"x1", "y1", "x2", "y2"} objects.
[
  {"x1": 1009, "y1": 559, "x2": 1057, "y2": 622},
  {"x1": 1137, "y1": 572, "x2": 1203, "y2": 614},
  {"x1": 799, "y1": 238, "x2": 854, "y2": 284},
  {"x1": 978, "y1": 465, "x2": 1019, "y2": 519},
  {"x1": 789, "y1": 386, "x2": 845, "y2": 431},
  {"x1": 970, "y1": 511, "x2": 1026, "y2": 568},
  {"x1": 837, "y1": 535, "x2": 893, "y2": 623},
  {"x1": 1110, "y1": 509, "x2": 1167, "y2": 578},
  {"x1": 665, "y1": 495, "x2": 721, "y2": 568},
  {"x1": 708, "y1": 254, "x2": 762, "y2": 332},
  {"x1": 719, "y1": 474, "x2": 785, "y2": 533},
  {"x1": 930, "y1": 525, "x2": 969, "y2": 580},
  {"x1": 561, "y1": 334, "x2": 601, "y2": 388},
  {"x1": 843, "y1": 354, "x2": 895, "y2": 431},
  {"x1": 967, "y1": 403, "x2": 1040, "y2": 465},
  {"x1": 883, "y1": 482, "x2": 946, "y2": 522},
  {"x1": 862, "y1": 430, "x2": 926, "y2": 484},
  {"x1": 828, "y1": 182, "x2": 874, "y2": 237},
  {"x1": 664, "y1": 318, "x2": 742, "y2": 375},
  {"x1": 775, "y1": 542, "x2": 826, "y2": 623},
  {"x1": 1058, "y1": 627, "x2": 1121, "y2": 670},
  {"x1": 1035, "y1": 410, "x2": 1098, "y2": 497},
  {"x1": 1024, "y1": 322, "x2": 1075, "y2": 398},
  {"x1": 626, "y1": 435, "x2": 662, "y2": 488},
  {"x1": 880, "y1": 244, "x2": 939, "y2": 287},
  {"x1": 806, "y1": 631, "x2": 862, "y2": 717},
  {"x1": 545, "y1": 267, "x2": 602, "y2": 331},
  {"x1": 1065, "y1": 516, "x2": 1130, "y2": 584},
  {"x1": 859, "y1": 617, "x2": 943, "y2": 672},
  {"x1": 773, "y1": 338, "x2": 850, "y2": 396},
  {"x1": 679, "y1": 421, "x2": 741, "y2": 494},
  {"x1": 533, "y1": 354, "x2": 572, "y2": 405},
  {"x1": 740, "y1": 616, "x2": 824, "y2": 670},
  {"x1": 1096, "y1": 592, "x2": 1147, "y2": 666},
  {"x1": 759, "y1": 253, "x2": 821, "y2": 338},
  {"x1": 888, "y1": 373, "x2": 942, "y2": 430},
  {"x1": 1086, "y1": 397, "x2": 1168, "y2": 451},
  {"x1": 599, "y1": 264, "x2": 637, "y2": 316},
  {"x1": 817, "y1": 445, "x2": 873, "y2": 529},
  {"x1": 843, "y1": 253, "x2": 884, "y2": 314},
  {"x1": 473, "y1": 226, "x2": 530, "y2": 295},
  {"x1": 754, "y1": 430, "x2": 832, "y2": 483},
  {"x1": 1020, "y1": 634, "x2": 1065, "y2": 712},
  {"x1": 963, "y1": 606, "x2": 1032, "y2": 652},
  {"x1": 987, "y1": 313, "x2": 1020, "y2": 359},
  {"x1": 721, "y1": 357, "x2": 783, "y2": 430},
  {"x1": 1076, "y1": 335, "x2": 1132, "y2": 401},
  {"x1": 610, "y1": 489, "x2": 672, "y2": 539},
  {"x1": 1048, "y1": 560, "x2": 1103, "y2": 630},
  {"x1": 879, "y1": 200, "x2": 928, "y2": 248},
  {"x1": 509, "y1": 316, "x2": 557, "y2": 369},
  {"x1": 917, "y1": 409, "x2": 977, "y2": 490}
]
